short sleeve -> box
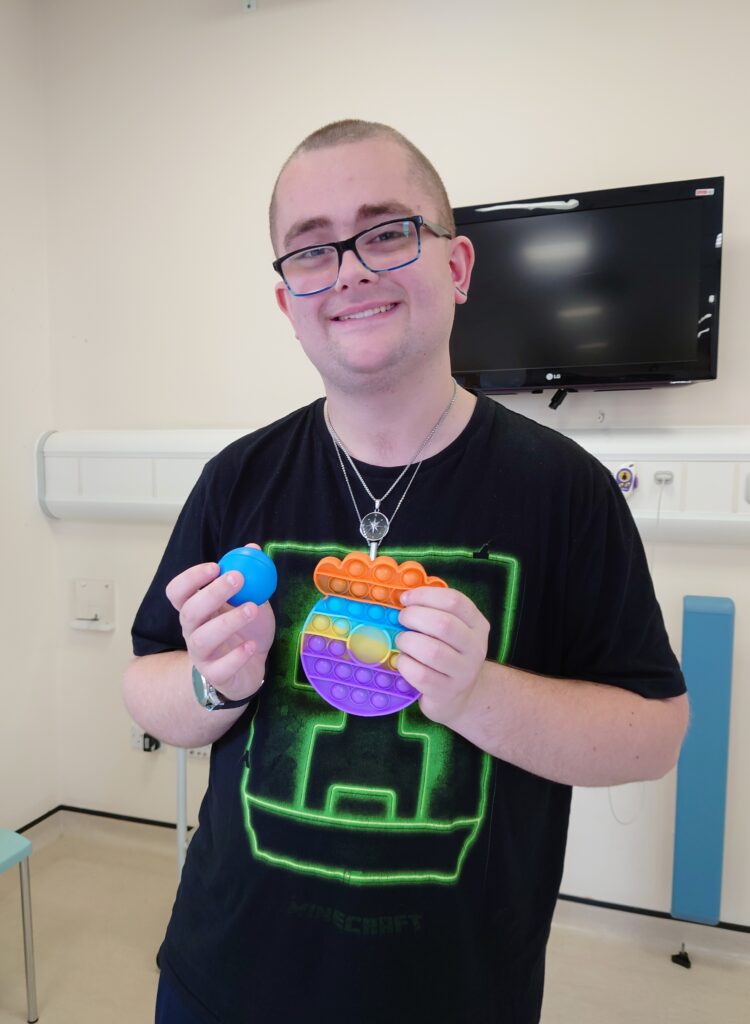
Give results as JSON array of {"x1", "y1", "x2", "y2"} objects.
[
  {"x1": 561, "y1": 469, "x2": 685, "y2": 699},
  {"x1": 131, "y1": 464, "x2": 220, "y2": 657}
]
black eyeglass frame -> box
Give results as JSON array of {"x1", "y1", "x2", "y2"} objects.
[{"x1": 272, "y1": 215, "x2": 453, "y2": 296}]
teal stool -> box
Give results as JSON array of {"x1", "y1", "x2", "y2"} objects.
[{"x1": 0, "y1": 830, "x2": 39, "y2": 1022}]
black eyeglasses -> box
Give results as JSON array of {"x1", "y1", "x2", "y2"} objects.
[{"x1": 272, "y1": 215, "x2": 452, "y2": 297}]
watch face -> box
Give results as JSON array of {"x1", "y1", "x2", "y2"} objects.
[{"x1": 192, "y1": 665, "x2": 214, "y2": 706}]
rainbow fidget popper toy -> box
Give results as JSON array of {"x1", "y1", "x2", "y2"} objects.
[{"x1": 300, "y1": 553, "x2": 447, "y2": 717}]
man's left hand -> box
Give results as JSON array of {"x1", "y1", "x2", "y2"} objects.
[{"x1": 396, "y1": 586, "x2": 490, "y2": 727}]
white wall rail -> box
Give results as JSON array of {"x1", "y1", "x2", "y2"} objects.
[
  {"x1": 36, "y1": 425, "x2": 750, "y2": 543},
  {"x1": 36, "y1": 429, "x2": 249, "y2": 523},
  {"x1": 566, "y1": 426, "x2": 750, "y2": 545}
]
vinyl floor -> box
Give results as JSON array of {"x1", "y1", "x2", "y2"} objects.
[{"x1": 1, "y1": 813, "x2": 748, "y2": 1023}]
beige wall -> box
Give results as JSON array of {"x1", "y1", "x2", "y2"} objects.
[
  {"x1": 0, "y1": 0, "x2": 59, "y2": 827},
  {"x1": 4, "y1": 0, "x2": 749, "y2": 923},
  {"x1": 40, "y1": 0, "x2": 750, "y2": 432}
]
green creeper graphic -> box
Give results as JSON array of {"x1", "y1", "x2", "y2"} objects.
[{"x1": 241, "y1": 542, "x2": 519, "y2": 886}]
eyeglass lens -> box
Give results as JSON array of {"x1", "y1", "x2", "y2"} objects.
[{"x1": 282, "y1": 219, "x2": 420, "y2": 295}]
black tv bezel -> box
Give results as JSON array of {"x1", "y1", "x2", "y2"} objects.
[{"x1": 449, "y1": 177, "x2": 724, "y2": 396}]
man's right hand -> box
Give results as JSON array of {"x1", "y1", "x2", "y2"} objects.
[{"x1": 165, "y1": 547, "x2": 276, "y2": 703}]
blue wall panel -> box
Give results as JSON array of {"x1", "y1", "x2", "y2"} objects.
[{"x1": 671, "y1": 596, "x2": 734, "y2": 925}]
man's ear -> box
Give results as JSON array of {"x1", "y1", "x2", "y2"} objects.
[
  {"x1": 449, "y1": 235, "x2": 475, "y2": 305},
  {"x1": 274, "y1": 281, "x2": 300, "y2": 339},
  {"x1": 275, "y1": 280, "x2": 293, "y2": 320}
]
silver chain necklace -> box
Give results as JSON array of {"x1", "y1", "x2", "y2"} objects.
[{"x1": 325, "y1": 379, "x2": 458, "y2": 559}]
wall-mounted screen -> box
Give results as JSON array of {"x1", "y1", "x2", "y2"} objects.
[{"x1": 450, "y1": 177, "x2": 723, "y2": 395}]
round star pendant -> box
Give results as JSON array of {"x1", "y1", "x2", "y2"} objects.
[{"x1": 360, "y1": 511, "x2": 390, "y2": 543}]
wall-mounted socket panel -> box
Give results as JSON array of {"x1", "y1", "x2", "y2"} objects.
[
  {"x1": 187, "y1": 746, "x2": 210, "y2": 760},
  {"x1": 130, "y1": 723, "x2": 162, "y2": 752},
  {"x1": 601, "y1": 461, "x2": 685, "y2": 515}
]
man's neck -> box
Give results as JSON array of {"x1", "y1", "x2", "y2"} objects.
[{"x1": 323, "y1": 376, "x2": 477, "y2": 468}]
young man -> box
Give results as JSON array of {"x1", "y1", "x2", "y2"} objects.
[{"x1": 125, "y1": 120, "x2": 689, "y2": 1024}]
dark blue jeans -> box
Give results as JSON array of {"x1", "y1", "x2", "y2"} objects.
[{"x1": 155, "y1": 973, "x2": 210, "y2": 1024}]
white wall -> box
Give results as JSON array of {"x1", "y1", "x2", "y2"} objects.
[
  {"x1": 0, "y1": 0, "x2": 59, "y2": 827},
  {"x1": 564, "y1": 543, "x2": 749, "y2": 921},
  {"x1": 39, "y1": 0, "x2": 750, "y2": 432},
  {"x1": 6, "y1": 0, "x2": 750, "y2": 925}
]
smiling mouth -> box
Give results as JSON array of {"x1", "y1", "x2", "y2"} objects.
[{"x1": 333, "y1": 303, "x2": 397, "y2": 322}]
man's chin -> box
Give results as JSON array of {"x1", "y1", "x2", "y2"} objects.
[{"x1": 319, "y1": 357, "x2": 408, "y2": 396}]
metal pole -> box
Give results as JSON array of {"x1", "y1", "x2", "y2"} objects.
[{"x1": 19, "y1": 858, "x2": 39, "y2": 1023}]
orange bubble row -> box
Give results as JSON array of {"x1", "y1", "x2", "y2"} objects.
[{"x1": 313, "y1": 553, "x2": 447, "y2": 609}]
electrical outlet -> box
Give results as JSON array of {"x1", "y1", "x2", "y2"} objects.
[
  {"x1": 187, "y1": 746, "x2": 211, "y2": 760},
  {"x1": 130, "y1": 723, "x2": 162, "y2": 752}
]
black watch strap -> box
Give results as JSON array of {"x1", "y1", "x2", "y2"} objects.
[{"x1": 213, "y1": 689, "x2": 255, "y2": 709}]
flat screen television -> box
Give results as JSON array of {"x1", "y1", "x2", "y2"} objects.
[{"x1": 449, "y1": 177, "x2": 723, "y2": 400}]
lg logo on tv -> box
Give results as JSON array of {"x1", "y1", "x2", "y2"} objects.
[{"x1": 545, "y1": 372, "x2": 562, "y2": 381}]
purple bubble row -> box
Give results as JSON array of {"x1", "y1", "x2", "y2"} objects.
[
  {"x1": 310, "y1": 675, "x2": 417, "y2": 714},
  {"x1": 301, "y1": 650, "x2": 415, "y2": 695}
]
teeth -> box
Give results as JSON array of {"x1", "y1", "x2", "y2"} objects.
[{"x1": 337, "y1": 304, "x2": 394, "y2": 321}]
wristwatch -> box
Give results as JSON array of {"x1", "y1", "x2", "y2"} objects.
[{"x1": 191, "y1": 665, "x2": 256, "y2": 711}]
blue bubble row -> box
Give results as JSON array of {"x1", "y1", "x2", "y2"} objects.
[{"x1": 322, "y1": 595, "x2": 401, "y2": 628}]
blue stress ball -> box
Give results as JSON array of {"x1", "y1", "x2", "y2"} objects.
[{"x1": 218, "y1": 547, "x2": 277, "y2": 607}]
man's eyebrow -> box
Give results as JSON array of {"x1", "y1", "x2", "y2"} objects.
[
  {"x1": 356, "y1": 200, "x2": 413, "y2": 222},
  {"x1": 282, "y1": 201, "x2": 414, "y2": 252},
  {"x1": 282, "y1": 216, "x2": 333, "y2": 252}
]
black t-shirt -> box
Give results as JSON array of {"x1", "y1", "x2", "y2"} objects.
[{"x1": 132, "y1": 395, "x2": 685, "y2": 1024}]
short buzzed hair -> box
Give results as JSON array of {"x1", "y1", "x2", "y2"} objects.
[{"x1": 269, "y1": 119, "x2": 456, "y2": 252}]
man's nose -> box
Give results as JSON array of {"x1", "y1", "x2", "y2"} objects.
[{"x1": 334, "y1": 249, "x2": 379, "y2": 291}]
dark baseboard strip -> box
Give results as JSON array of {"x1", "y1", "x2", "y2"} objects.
[
  {"x1": 17, "y1": 806, "x2": 748, "y2": 935},
  {"x1": 18, "y1": 804, "x2": 192, "y2": 836},
  {"x1": 558, "y1": 892, "x2": 750, "y2": 934},
  {"x1": 17, "y1": 806, "x2": 63, "y2": 832}
]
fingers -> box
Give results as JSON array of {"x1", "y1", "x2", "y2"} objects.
[
  {"x1": 165, "y1": 562, "x2": 220, "y2": 612},
  {"x1": 397, "y1": 604, "x2": 471, "y2": 655},
  {"x1": 190, "y1": 601, "x2": 260, "y2": 663},
  {"x1": 396, "y1": 631, "x2": 462, "y2": 681},
  {"x1": 164, "y1": 549, "x2": 273, "y2": 696},
  {"x1": 180, "y1": 571, "x2": 248, "y2": 635},
  {"x1": 164, "y1": 557, "x2": 254, "y2": 657},
  {"x1": 167, "y1": 564, "x2": 247, "y2": 634},
  {"x1": 165, "y1": 542, "x2": 261, "y2": 614},
  {"x1": 193, "y1": 638, "x2": 257, "y2": 690},
  {"x1": 395, "y1": 588, "x2": 490, "y2": 716},
  {"x1": 400, "y1": 586, "x2": 486, "y2": 630},
  {"x1": 398, "y1": 590, "x2": 489, "y2": 652}
]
